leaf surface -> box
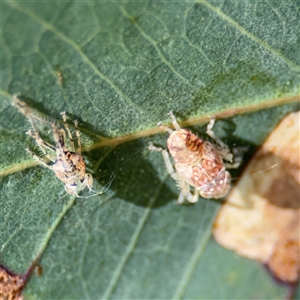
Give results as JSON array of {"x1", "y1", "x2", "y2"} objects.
[{"x1": 1, "y1": 1, "x2": 299, "y2": 299}]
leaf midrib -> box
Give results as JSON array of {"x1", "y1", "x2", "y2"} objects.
[{"x1": 1, "y1": 95, "x2": 299, "y2": 177}]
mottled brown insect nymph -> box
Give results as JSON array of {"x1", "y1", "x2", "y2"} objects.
[
  {"x1": 149, "y1": 112, "x2": 236, "y2": 204},
  {"x1": 13, "y1": 96, "x2": 93, "y2": 196}
]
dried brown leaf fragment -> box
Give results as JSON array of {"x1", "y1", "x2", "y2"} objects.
[
  {"x1": 213, "y1": 111, "x2": 300, "y2": 283},
  {"x1": 0, "y1": 266, "x2": 24, "y2": 300}
]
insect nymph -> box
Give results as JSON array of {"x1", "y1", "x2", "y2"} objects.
[
  {"x1": 149, "y1": 112, "x2": 235, "y2": 204},
  {"x1": 13, "y1": 96, "x2": 113, "y2": 197}
]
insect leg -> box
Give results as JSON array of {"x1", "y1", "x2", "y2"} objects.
[
  {"x1": 206, "y1": 117, "x2": 227, "y2": 148},
  {"x1": 148, "y1": 143, "x2": 178, "y2": 181},
  {"x1": 74, "y1": 119, "x2": 81, "y2": 154},
  {"x1": 177, "y1": 178, "x2": 199, "y2": 204},
  {"x1": 26, "y1": 148, "x2": 53, "y2": 170},
  {"x1": 52, "y1": 124, "x2": 70, "y2": 167},
  {"x1": 26, "y1": 130, "x2": 56, "y2": 162},
  {"x1": 60, "y1": 112, "x2": 75, "y2": 152},
  {"x1": 168, "y1": 111, "x2": 181, "y2": 130},
  {"x1": 206, "y1": 117, "x2": 233, "y2": 162}
]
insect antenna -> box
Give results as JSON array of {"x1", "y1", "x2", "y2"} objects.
[{"x1": 77, "y1": 172, "x2": 115, "y2": 199}]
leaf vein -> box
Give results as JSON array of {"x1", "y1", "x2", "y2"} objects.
[
  {"x1": 199, "y1": 0, "x2": 300, "y2": 71},
  {"x1": 118, "y1": 5, "x2": 194, "y2": 88},
  {"x1": 172, "y1": 207, "x2": 218, "y2": 299},
  {"x1": 102, "y1": 175, "x2": 168, "y2": 299},
  {"x1": 6, "y1": 2, "x2": 145, "y2": 115}
]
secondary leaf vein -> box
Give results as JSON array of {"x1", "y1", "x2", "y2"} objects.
[
  {"x1": 199, "y1": 0, "x2": 300, "y2": 71},
  {"x1": 102, "y1": 175, "x2": 168, "y2": 299},
  {"x1": 172, "y1": 207, "x2": 219, "y2": 299},
  {"x1": 7, "y1": 2, "x2": 144, "y2": 115},
  {"x1": 118, "y1": 5, "x2": 194, "y2": 88}
]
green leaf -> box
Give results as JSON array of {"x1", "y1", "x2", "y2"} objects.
[{"x1": 1, "y1": 1, "x2": 299, "y2": 299}]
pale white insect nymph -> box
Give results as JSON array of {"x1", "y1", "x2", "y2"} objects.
[
  {"x1": 149, "y1": 112, "x2": 236, "y2": 204},
  {"x1": 13, "y1": 96, "x2": 114, "y2": 197}
]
